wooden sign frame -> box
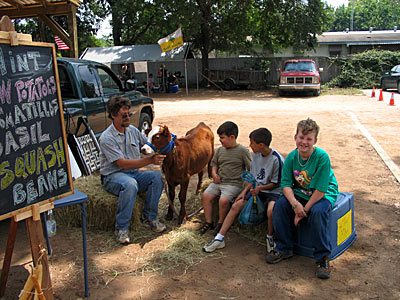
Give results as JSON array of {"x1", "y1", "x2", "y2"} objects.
[
  {"x1": 0, "y1": 16, "x2": 74, "y2": 299},
  {"x1": 0, "y1": 25, "x2": 74, "y2": 222}
]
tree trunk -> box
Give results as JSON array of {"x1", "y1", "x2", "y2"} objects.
[
  {"x1": 200, "y1": 47, "x2": 209, "y2": 86},
  {"x1": 198, "y1": 0, "x2": 211, "y2": 86},
  {"x1": 112, "y1": 9, "x2": 121, "y2": 46}
]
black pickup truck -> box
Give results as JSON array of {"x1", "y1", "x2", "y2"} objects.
[{"x1": 57, "y1": 58, "x2": 154, "y2": 137}]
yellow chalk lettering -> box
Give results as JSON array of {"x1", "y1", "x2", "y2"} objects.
[
  {"x1": 44, "y1": 144, "x2": 56, "y2": 168},
  {"x1": 0, "y1": 161, "x2": 14, "y2": 190},
  {"x1": 24, "y1": 150, "x2": 36, "y2": 175},
  {"x1": 53, "y1": 138, "x2": 65, "y2": 167},
  {"x1": 15, "y1": 157, "x2": 28, "y2": 179},
  {"x1": 36, "y1": 147, "x2": 47, "y2": 174}
]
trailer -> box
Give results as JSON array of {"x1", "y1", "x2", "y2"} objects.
[{"x1": 209, "y1": 69, "x2": 265, "y2": 90}]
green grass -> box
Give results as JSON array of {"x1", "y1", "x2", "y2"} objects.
[{"x1": 321, "y1": 87, "x2": 363, "y2": 95}]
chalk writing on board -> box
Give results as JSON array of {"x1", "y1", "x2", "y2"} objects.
[{"x1": 0, "y1": 43, "x2": 71, "y2": 216}]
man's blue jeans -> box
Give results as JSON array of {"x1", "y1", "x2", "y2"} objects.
[
  {"x1": 273, "y1": 194, "x2": 332, "y2": 262},
  {"x1": 103, "y1": 170, "x2": 163, "y2": 230}
]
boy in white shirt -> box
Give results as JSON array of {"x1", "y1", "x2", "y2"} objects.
[{"x1": 203, "y1": 128, "x2": 284, "y2": 253}]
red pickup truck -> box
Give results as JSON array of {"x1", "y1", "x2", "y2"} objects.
[{"x1": 277, "y1": 59, "x2": 323, "y2": 96}]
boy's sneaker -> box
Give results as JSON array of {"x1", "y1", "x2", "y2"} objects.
[
  {"x1": 143, "y1": 219, "x2": 166, "y2": 233},
  {"x1": 202, "y1": 238, "x2": 225, "y2": 253},
  {"x1": 316, "y1": 256, "x2": 331, "y2": 279},
  {"x1": 265, "y1": 250, "x2": 293, "y2": 264},
  {"x1": 115, "y1": 229, "x2": 130, "y2": 244},
  {"x1": 266, "y1": 236, "x2": 276, "y2": 253}
]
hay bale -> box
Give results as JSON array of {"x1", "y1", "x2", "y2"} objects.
[
  {"x1": 54, "y1": 173, "x2": 209, "y2": 231},
  {"x1": 54, "y1": 171, "x2": 267, "y2": 244},
  {"x1": 54, "y1": 172, "x2": 144, "y2": 231}
]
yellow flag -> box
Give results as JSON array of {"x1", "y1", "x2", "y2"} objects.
[{"x1": 157, "y1": 28, "x2": 183, "y2": 53}]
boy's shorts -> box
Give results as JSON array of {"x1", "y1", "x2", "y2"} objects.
[
  {"x1": 204, "y1": 182, "x2": 243, "y2": 203},
  {"x1": 245, "y1": 191, "x2": 279, "y2": 205}
]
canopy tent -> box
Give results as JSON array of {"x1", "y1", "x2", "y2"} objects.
[
  {"x1": 80, "y1": 43, "x2": 192, "y2": 95},
  {"x1": 80, "y1": 43, "x2": 191, "y2": 64}
]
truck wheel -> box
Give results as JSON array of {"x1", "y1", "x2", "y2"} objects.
[
  {"x1": 278, "y1": 89, "x2": 286, "y2": 96},
  {"x1": 224, "y1": 79, "x2": 235, "y2": 90},
  {"x1": 313, "y1": 89, "x2": 321, "y2": 96},
  {"x1": 381, "y1": 80, "x2": 386, "y2": 91},
  {"x1": 138, "y1": 112, "x2": 151, "y2": 135}
]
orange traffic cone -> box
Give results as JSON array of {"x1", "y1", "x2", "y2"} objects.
[
  {"x1": 371, "y1": 86, "x2": 376, "y2": 97},
  {"x1": 378, "y1": 89, "x2": 383, "y2": 101},
  {"x1": 389, "y1": 92, "x2": 395, "y2": 106}
]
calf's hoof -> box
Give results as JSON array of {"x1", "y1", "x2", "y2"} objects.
[{"x1": 177, "y1": 216, "x2": 187, "y2": 225}]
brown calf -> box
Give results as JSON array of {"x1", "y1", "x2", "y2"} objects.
[{"x1": 144, "y1": 122, "x2": 214, "y2": 224}]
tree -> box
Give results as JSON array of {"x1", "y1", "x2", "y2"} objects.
[
  {"x1": 159, "y1": 0, "x2": 330, "y2": 77},
  {"x1": 105, "y1": 0, "x2": 253, "y2": 77},
  {"x1": 105, "y1": 0, "x2": 331, "y2": 80},
  {"x1": 250, "y1": 0, "x2": 332, "y2": 53},
  {"x1": 329, "y1": 0, "x2": 400, "y2": 31},
  {"x1": 159, "y1": 0, "x2": 253, "y2": 78},
  {"x1": 104, "y1": 0, "x2": 168, "y2": 46},
  {"x1": 330, "y1": 5, "x2": 350, "y2": 31}
]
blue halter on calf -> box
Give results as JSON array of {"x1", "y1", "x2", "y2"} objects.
[{"x1": 146, "y1": 133, "x2": 177, "y2": 154}]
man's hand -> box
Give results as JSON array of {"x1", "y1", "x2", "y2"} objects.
[{"x1": 152, "y1": 154, "x2": 166, "y2": 165}]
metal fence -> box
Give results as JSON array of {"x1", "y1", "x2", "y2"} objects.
[{"x1": 112, "y1": 56, "x2": 340, "y2": 89}]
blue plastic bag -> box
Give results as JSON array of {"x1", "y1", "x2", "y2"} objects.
[
  {"x1": 238, "y1": 171, "x2": 266, "y2": 226},
  {"x1": 239, "y1": 194, "x2": 266, "y2": 226}
]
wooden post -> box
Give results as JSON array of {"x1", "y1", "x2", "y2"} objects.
[
  {"x1": 0, "y1": 205, "x2": 54, "y2": 299},
  {"x1": 0, "y1": 14, "x2": 73, "y2": 299},
  {"x1": 26, "y1": 216, "x2": 54, "y2": 300},
  {"x1": 0, "y1": 217, "x2": 18, "y2": 298}
]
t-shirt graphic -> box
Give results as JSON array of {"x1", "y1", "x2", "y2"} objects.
[
  {"x1": 293, "y1": 169, "x2": 313, "y2": 196},
  {"x1": 250, "y1": 149, "x2": 284, "y2": 195},
  {"x1": 257, "y1": 168, "x2": 266, "y2": 181}
]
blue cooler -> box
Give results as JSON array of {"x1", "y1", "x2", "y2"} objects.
[
  {"x1": 170, "y1": 85, "x2": 179, "y2": 93},
  {"x1": 293, "y1": 192, "x2": 356, "y2": 260}
]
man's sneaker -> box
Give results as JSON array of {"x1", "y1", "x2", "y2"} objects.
[
  {"x1": 316, "y1": 256, "x2": 331, "y2": 279},
  {"x1": 202, "y1": 238, "x2": 225, "y2": 253},
  {"x1": 143, "y1": 219, "x2": 166, "y2": 233},
  {"x1": 266, "y1": 236, "x2": 276, "y2": 253},
  {"x1": 265, "y1": 250, "x2": 293, "y2": 264},
  {"x1": 115, "y1": 229, "x2": 130, "y2": 244}
]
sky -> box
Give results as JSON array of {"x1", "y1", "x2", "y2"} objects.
[
  {"x1": 327, "y1": 0, "x2": 349, "y2": 7},
  {"x1": 96, "y1": 0, "x2": 350, "y2": 38}
]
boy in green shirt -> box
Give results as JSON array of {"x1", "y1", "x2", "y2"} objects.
[
  {"x1": 199, "y1": 121, "x2": 251, "y2": 235},
  {"x1": 265, "y1": 118, "x2": 339, "y2": 280}
]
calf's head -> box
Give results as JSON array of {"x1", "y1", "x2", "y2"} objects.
[{"x1": 141, "y1": 125, "x2": 171, "y2": 154}]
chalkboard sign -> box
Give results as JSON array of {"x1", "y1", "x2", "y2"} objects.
[{"x1": 0, "y1": 40, "x2": 73, "y2": 219}]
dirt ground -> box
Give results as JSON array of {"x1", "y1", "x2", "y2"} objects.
[{"x1": 1, "y1": 89, "x2": 400, "y2": 300}]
